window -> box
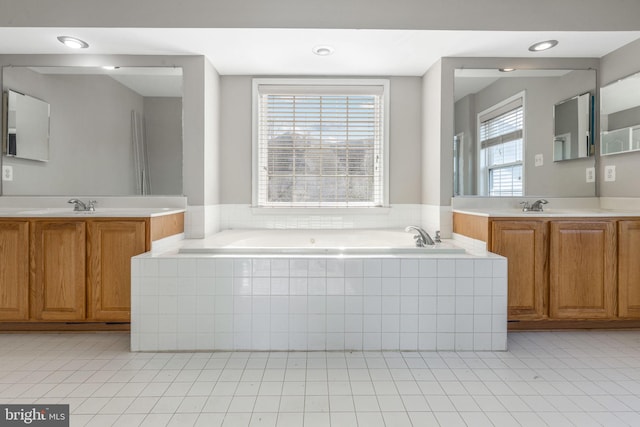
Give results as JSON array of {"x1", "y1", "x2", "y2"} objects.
[
  {"x1": 253, "y1": 79, "x2": 389, "y2": 208},
  {"x1": 478, "y1": 94, "x2": 524, "y2": 196}
]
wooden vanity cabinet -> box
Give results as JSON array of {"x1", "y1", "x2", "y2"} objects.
[
  {"x1": 618, "y1": 220, "x2": 640, "y2": 318},
  {"x1": 87, "y1": 220, "x2": 147, "y2": 321},
  {"x1": 455, "y1": 212, "x2": 640, "y2": 327},
  {"x1": 549, "y1": 220, "x2": 617, "y2": 319},
  {"x1": 0, "y1": 220, "x2": 30, "y2": 321},
  {"x1": 491, "y1": 220, "x2": 548, "y2": 319},
  {"x1": 0, "y1": 212, "x2": 182, "y2": 329},
  {"x1": 30, "y1": 220, "x2": 86, "y2": 321}
]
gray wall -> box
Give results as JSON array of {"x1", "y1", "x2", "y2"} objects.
[
  {"x1": 219, "y1": 76, "x2": 423, "y2": 205},
  {"x1": 2, "y1": 0, "x2": 640, "y2": 31},
  {"x1": 600, "y1": 38, "x2": 640, "y2": 197},
  {"x1": 3, "y1": 68, "x2": 142, "y2": 195},
  {"x1": 422, "y1": 60, "x2": 445, "y2": 205},
  {"x1": 144, "y1": 97, "x2": 183, "y2": 195}
]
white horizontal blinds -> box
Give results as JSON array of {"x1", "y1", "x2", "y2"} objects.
[
  {"x1": 480, "y1": 97, "x2": 524, "y2": 196},
  {"x1": 257, "y1": 84, "x2": 384, "y2": 207}
]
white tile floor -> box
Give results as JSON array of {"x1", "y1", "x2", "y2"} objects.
[{"x1": 1, "y1": 331, "x2": 640, "y2": 426}]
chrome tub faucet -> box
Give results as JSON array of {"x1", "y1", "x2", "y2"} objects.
[{"x1": 405, "y1": 225, "x2": 435, "y2": 247}]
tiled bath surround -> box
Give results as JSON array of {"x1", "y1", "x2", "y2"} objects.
[
  {"x1": 131, "y1": 255, "x2": 507, "y2": 352},
  {"x1": 183, "y1": 204, "x2": 449, "y2": 239}
]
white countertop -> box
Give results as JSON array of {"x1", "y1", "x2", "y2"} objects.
[
  {"x1": 453, "y1": 208, "x2": 640, "y2": 218},
  {"x1": 0, "y1": 207, "x2": 185, "y2": 218}
]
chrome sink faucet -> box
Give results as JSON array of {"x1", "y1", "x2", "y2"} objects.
[
  {"x1": 405, "y1": 225, "x2": 435, "y2": 247},
  {"x1": 68, "y1": 199, "x2": 97, "y2": 212},
  {"x1": 520, "y1": 199, "x2": 548, "y2": 212},
  {"x1": 530, "y1": 199, "x2": 548, "y2": 212}
]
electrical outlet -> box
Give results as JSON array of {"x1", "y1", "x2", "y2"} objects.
[
  {"x1": 534, "y1": 154, "x2": 543, "y2": 167},
  {"x1": 604, "y1": 165, "x2": 616, "y2": 182},
  {"x1": 2, "y1": 166, "x2": 12, "y2": 181},
  {"x1": 586, "y1": 167, "x2": 595, "y2": 183}
]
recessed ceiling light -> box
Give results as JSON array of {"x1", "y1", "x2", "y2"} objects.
[
  {"x1": 528, "y1": 39, "x2": 558, "y2": 52},
  {"x1": 312, "y1": 45, "x2": 334, "y2": 56},
  {"x1": 102, "y1": 66, "x2": 120, "y2": 70},
  {"x1": 499, "y1": 68, "x2": 515, "y2": 72},
  {"x1": 57, "y1": 36, "x2": 89, "y2": 49}
]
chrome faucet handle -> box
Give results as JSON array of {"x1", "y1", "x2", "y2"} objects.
[
  {"x1": 87, "y1": 200, "x2": 97, "y2": 211},
  {"x1": 519, "y1": 201, "x2": 530, "y2": 212},
  {"x1": 435, "y1": 230, "x2": 441, "y2": 243},
  {"x1": 411, "y1": 234, "x2": 425, "y2": 247}
]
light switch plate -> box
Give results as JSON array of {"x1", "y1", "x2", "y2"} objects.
[
  {"x1": 534, "y1": 154, "x2": 543, "y2": 167},
  {"x1": 604, "y1": 165, "x2": 616, "y2": 182},
  {"x1": 586, "y1": 167, "x2": 595, "y2": 183},
  {"x1": 2, "y1": 165, "x2": 12, "y2": 181}
]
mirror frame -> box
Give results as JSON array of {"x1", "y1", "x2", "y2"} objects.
[
  {"x1": 1, "y1": 65, "x2": 183, "y2": 196},
  {"x1": 553, "y1": 92, "x2": 594, "y2": 162},
  {"x1": 452, "y1": 65, "x2": 598, "y2": 198}
]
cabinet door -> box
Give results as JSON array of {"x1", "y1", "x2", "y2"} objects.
[
  {"x1": 491, "y1": 220, "x2": 548, "y2": 319},
  {"x1": 87, "y1": 220, "x2": 147, "y2": 321},
  {"x1": 618, "y1": 220, "x2": 640, "y2": 318},
  {"x1": 0, "y1": 221, "x2": 29, "y2": 320},
  {"x1": 31, "y1": 221, "x2": 86, "y2": 321},
  {"x1": 549, "y1": 221, "x2": 616, "y2": 319}
]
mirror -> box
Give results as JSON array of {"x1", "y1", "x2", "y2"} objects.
[
  {"x1": 2, "y1": 66, "x2": 183, "y2": 196},
  {"x1": 454, "y1": 68, "x2": 596, "y2": 197},
  {"x1": 3, "y1": 89, "x2": 50, "y2": 162},
  {"x1": 601, "y1": 71, "x2": 640, "y2": 156},
  {"x1": 553, "y1": 92, "x2": 593, "y2": 161}
]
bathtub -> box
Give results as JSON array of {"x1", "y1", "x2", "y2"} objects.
[
  {"x1": 178, "y1": 228, "x2": 466, "y2": 256},
  {"x1": 132, "y1": 228, "x2": 507, "y2": 353}
]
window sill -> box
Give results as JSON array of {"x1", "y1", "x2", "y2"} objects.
[{"x1": 249, "y1": 206, "x2": 392, "y2": 216}]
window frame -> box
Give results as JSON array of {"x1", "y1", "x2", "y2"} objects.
[
  {"x1": 476, "y1": 91, "x2": 526, "y2": 196},
  {"x1": 252, "y1": 78, "x2": 390, "y2": 209}
]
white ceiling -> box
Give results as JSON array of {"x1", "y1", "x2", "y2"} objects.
[{"x1": 1, "y1": 28, "x2": 640, "y2": 76}]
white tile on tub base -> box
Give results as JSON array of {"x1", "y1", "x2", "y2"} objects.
[
  {"x1": 289, "y1": 333, "x2": 307, "y2": 350},
  {"x1": 130, "y1": 251, "x2": 508, "y2": 352},
  {"x1": 270, "y1": 333, "x2": 289, "y2": 350},
  {"x1": 214, "y1": 333, "x2": 233, "y2": 350},
  {"x1": 345, "y1": 333, "x2": 363, "y2": 350},
  {"x1": 363, "y1": 333, "x2": 382, "y2": 350},
  {"x1": 139, "y1": 333, "x2": 158, "y2": 351},
  {"x1": 400, "y1": 333, "x2": 418, "y2": 350},
  {"x1": 382, "y1": 332, "x2": 399, "y2": 350},
  {"x1": 436, "y1": 333, "x2": 455, "y2": 350},
  {"x1": 158, "y1": 334, "x2": 177, "y2": 351},
  {"x1": 455, "y1": 333, "x2": 474, "y2": 351},
  {"x1": 474, "y1": 333, "x2": 493, "y2": 351}
]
